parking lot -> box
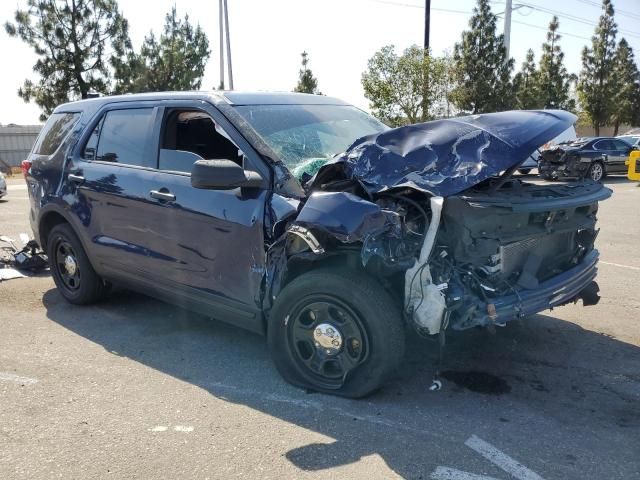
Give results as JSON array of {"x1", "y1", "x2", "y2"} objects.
[{"x1": 1, "y1": 175, "x2": 639, "y2": 479}]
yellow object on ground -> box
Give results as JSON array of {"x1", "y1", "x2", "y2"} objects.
[{"x1": 627, "y1": 151, "x2": 640, "y2": 180}]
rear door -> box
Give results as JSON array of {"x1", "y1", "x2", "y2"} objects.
[
  {"x1": 592, "y1": 139, "x2": 616, "y2": 170},
  {"x1": 65, "y1": 102, "x2": 164, "y2": 279},
  {"x1": 611, "y1": 139, "x2": 633, "y2": 173}
]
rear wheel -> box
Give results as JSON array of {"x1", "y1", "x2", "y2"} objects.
[
  {"x1": 47, "y1": 223, "x2": 106, "y2": 305},
  {"x1": 517, "y1": 168, "x2": 532, "y2": 175},
  {"x1": 268, "y1": 267, "x2": 405, "y2": 398},
  {"x1": 588, "y1": 161, "x2": 605, "y2": 181}
]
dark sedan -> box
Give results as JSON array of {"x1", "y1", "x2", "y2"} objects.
[{"x1": 539, "y1": 136, "x2": 636, "y2": 181}]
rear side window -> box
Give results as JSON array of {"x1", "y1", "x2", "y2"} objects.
[
  {"x1": 90, "y1": 108, "x2": 155, "y2": 167},
  {"x1": 32, "y1": 112, "x2": 80, "y2": 155},
  {"x1": 612, "y1": 140, "x2": 631, "y2": 151}
]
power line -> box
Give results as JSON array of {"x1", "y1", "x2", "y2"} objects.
[
  {"x1": 514, "y1": 1, "x2": 640, "y2": 39},
  {"x1": 573, "y1": 0, "x2": 640, "y2": 21},
  {"x1": 512, "y1": 18, "x2": 591, "y2": 40},
  {"x1": 364, "y1": 0, "x2": 640, "y2": 49}
]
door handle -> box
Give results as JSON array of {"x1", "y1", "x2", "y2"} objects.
[
  {"x1": 150, "y1": 189, "x2": 176, "y2": 202},
  {"x1": 68, "y1": 173, "x2": 85, "y2": 184}
]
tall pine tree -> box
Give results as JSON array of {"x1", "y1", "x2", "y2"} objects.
[
  {"x1": 513, "y1": 49, "x2": 543, "y2": 109},
  {"x1": 451, "y1": 0, "x2": 514, "y2": 113},
  {"x1": 538, "y1": 16, "x2": 575, "y2": 111},
  {"x1": 293, "y1": 51, "x2": 320, "y2": 95},
  {"x1": 5, "y1": 0, "x2": 130, "y2": 120},
  {"x1": 578, "y1": 0, "x2": 618, "y2": 135},
  {"x1": 611, "y1": 38, "x2": 640, "y2": 135},
  {"x1": 113, "y1": 7, "x2": 209, "y2": 93}
]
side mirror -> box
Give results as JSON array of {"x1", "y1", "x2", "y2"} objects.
[{"x1": 191, "y1": 159, "x2": 264, "y2": 190}]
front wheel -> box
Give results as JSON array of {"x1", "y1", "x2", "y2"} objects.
[
  {"x1": 518, "y1": 168, "x2": 532, "y2": 175},
  {"x1": 268, "y1": 267, "x2": 405, "y2": 398}
]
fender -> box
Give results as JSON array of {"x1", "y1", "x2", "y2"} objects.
[{"x1": 37, "y1": 201, "x2": 101, "y2": 271}]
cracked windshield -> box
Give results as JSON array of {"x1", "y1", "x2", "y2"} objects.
[{"x1": 235, "y1": 104, "x2": 388, "y2": 179}]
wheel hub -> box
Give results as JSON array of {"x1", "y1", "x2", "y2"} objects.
[
  {"x1": 313, "y1": 323, "x2": 343, "y2": 355},
  {"x1": 64, "y1": 255, "x2": 77, "y2": 276}
]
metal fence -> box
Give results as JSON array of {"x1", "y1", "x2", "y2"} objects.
[{"x1": 0, "y1": 125, "x2": 41, "y2": 174}]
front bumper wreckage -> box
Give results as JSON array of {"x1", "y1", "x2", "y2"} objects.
[{"x1": 452, "y1": 250, "x2": 600, "y2": 330}]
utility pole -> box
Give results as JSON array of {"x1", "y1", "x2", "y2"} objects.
[
  {"x1": 421, "y1": 0, "x2": 431, "y2": 122},
  {"x1": 223, "y1": 0, "x2": 234, "y2": 90},
  {"x1": 504, "y1": 0, "x2": 512, "y2": 60},
  {"x1": 424, "y1": 0, "x2": 431, "y2": 49},
  {"x1": 218, "y1": 0, "x2": 234, "y2": 90},
  {"x1": 218, "y1": 0, "x2": 224, "y2": 89}
]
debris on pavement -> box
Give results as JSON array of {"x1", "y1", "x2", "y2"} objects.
[{"x1": 0, "y1": 234, "x2": 48, "y2": 281}]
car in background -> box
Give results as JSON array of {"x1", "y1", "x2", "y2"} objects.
[
  {"x1": 0, "y1": 172, "x2": 6, "y2": 199},
  {"x1": 538, "y1": 136, "x2": 637, "y2": 181},
  {"x1": 517, "y1": 125, "x2": 576, "y2": 175}
]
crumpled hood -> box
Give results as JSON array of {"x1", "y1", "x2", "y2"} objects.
[{"x1": 309, "y1": 110, "x2": 577, "y2": 197}]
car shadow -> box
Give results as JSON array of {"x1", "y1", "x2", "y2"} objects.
[
  {"x1": 601, "y1": 175, "x2": 635, "y2": 185},
  {"x1": 42, "y1": 288, "x2": 640, "y2": 477}
]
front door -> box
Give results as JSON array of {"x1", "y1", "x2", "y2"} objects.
[{"x1": 135, "y1": 103, "x2": 271, "y2": 330}]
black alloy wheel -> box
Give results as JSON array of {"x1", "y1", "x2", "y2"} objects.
[{"x1": 287, "y1": 296, "x2": 368, "y2": 389}]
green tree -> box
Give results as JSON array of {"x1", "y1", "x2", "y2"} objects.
[
  {"x1": 293, "y1": 51, "x2": 320, "y2": 94},
  {"x1": 450, "y1": 0, "x2": 514, "y2": 113},
  {"x1": 361, "y1": 45, "x2": 448, "y2": 126},
  {"x1": 578, "y1": 0, "x2": 618, "y2": 135},
  {"x1": 538, "y1": 16, "x2": 575, "y2": 111},
  {"x1": 113, "y1": 6, "x2": 210, "y2": 93},
  {"x1": 513, "y1": 49, "x2": 543, "y2": 109},
  {"x1": 5, "y1": 0, "x2": 130, "y2": 120},
  {"x1": 611, "y1": 38, "x2": 639, "y2": 135}
]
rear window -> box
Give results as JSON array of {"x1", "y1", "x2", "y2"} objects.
[{"x1": 32, "y1": 112, "x2": 81, "y2": 155}]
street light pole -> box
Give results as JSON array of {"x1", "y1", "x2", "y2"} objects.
[{"x1": 504, "y1": 0, "x2": 513, "y2": 60}]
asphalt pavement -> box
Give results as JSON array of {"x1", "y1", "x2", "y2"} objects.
[{"x1": 1, "y1": 175, "x2": 639, "y2": 479}]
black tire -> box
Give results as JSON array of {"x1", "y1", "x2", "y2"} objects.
[
  {"x1": 517, "y1": 168, "x2": 532, "y2": 175},
  {"x1": 268, "y1": 267, "x2": 405, "y2": 398},
  {"x1": 587, "y1": 161, "x2": 605, "y2": 181},
  {"x1": 47, "y1": 223, "x2": 106, "y2": 305}
]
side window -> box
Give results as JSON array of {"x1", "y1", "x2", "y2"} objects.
[
  {"x1": 158, "y1": 109, "x2": 241, "y2": 173},
  {"x1": 594, "y1": 140, "x2": 612, "y2": 151},
  {"x1": 93, "y1": 108, "x2": 155, "y2": 166},
  {"x1": 613, "y1": 140, "x2": 630, "y2": 152},
  {"x1": 32, "y1": 112, "x2": 80, "y2": 156}
]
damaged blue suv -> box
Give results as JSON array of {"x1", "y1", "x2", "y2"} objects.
[{"x1": 25, "y1": 92, "x2": 611, "y2": 397}]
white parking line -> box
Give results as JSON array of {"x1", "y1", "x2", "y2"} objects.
[
  {"x1": 600, "y1": 261, "x2": 640, "y2": 271},
  {"x1": 0, "y1": 372, "x2": 38, "y2": 385},
  {"x1": 465, "y1": 435, "x2": 544, "y2": 480},
  {"x1": 8, "y1": 184, "x2": 28, "y2": 191},
  {"x1": 431, "y1": 466, "x2": 499, "y2": 480}
]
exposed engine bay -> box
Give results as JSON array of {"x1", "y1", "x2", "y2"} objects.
[{"x1": 264, "y1": 110, "x2": 612, "y2": 338}]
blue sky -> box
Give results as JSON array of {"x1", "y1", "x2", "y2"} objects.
[{"x1": 1, "y1": 0, "x2": 639, "y2": 124}]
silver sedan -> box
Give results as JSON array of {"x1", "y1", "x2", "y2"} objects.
[{"x1": 0, "y1": 172, "x2": 7, "y2": 198}]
